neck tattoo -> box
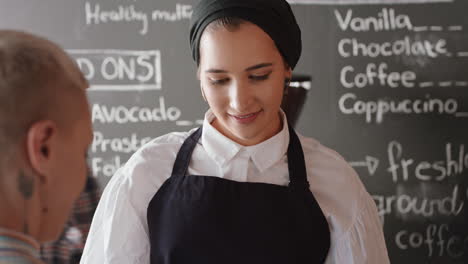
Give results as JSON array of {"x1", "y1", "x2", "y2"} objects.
[{"x1": 17, "y1": 171, "x2": 34, "y2": 234}]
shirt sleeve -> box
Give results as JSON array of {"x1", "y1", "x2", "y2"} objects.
[
  {"x1": 326, "y1": 189, "x2": 390, "y2": 264},
  {"x1": 80, "y1": 133, "x2": 185, "y2": 264},
  {"x1": 80, "y1": 168, "x2": 150, "y2": 264}
]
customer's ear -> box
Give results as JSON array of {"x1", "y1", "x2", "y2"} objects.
[{"x1": 25, "y1": 120, "x2": 57, "y2": 184}]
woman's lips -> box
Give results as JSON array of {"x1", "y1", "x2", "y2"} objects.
[{"x1": 229, "y1": 110, "x2": 262, "y2": 124}]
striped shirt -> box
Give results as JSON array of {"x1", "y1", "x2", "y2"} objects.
[{"x1": 0, "y1": 228, "x2": 43, "y2": 264}]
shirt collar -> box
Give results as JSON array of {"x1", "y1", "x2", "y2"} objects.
[
  {"x1": 201, "y1": 110, "x2": 290, "y2": 173},
  {"x1": 0, "y1": 227, "x2": 41, "y2": 259},
  {"x1": 202, "y1": 110, "x2": 242, "y2": 166}
]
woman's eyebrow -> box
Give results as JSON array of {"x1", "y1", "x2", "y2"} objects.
[
  {"x1": 245, "y1": 63, "x2": 273, "y2": 71},
  {"x1": 205, "y1": 63, "x2": 273, "y2": 73},
  {"x1": 205, "y1": 68, "x2": 227, "y2": 73}
]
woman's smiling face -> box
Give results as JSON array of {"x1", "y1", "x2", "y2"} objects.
[{"x1": 199, "y1": 21, "x2": 291, "y2": 146}]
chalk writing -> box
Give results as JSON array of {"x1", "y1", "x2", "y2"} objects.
[
  {"x1": 152, "y1": 5, "x2": 192, "y2": 22},
  {"x1": 176, "y1": 120, "x2": 205, "y2": 127},
  {"x1": 395, "y1": 224, "x2": 468, "y2": 258},
  {"x1": 338, "y1": 93, "x2": 458, "y2": 123},
  {"x1": 85, "y1": 3, "x2": 148, "y2": 34},
  {"x1": 419, "y1": 82, "x2": 434, "y2": 88},
  {"x1": 340, "y1": 63, "x2": 417, "y2": 88},
  {"x1": 455, "y1": 81, "x2": 468, "y2": 87},
  {"x1": 348, "y1": 156, "x2": 379, "y2": 175},
  {"x1": 413, "y1": 25, "x2": 461, "y2": 32},
  {"x1": 335, "y1": 8, "x2": 413, "y2": 32},
  {"x1": 373, "y1": 185, "x2": 464, "y2": 219},
  {"x1": 92, "y1": 97, "x2": 182, "y2": 124},
  {"x1": 84, "y1": 2, "x2": 192, "y2": 35},
  {"x1": 68, "y1": 49, "x2": 161, "y2": 90},
  {"x1": 91, "y1": 155, "x2": 122, "y2": 178},
  {"x1": 448, "y1": 25, "x2": 463, "y2": 31},
  {"x1": 338, "y1": 37, "x2": 447, "y2": 58},
  {"x1": 387, "y1": 141, "x2": 468, "y2": 182},
  {"x1": 92, "y1": 131, "x2": 152, "y2": 154}
]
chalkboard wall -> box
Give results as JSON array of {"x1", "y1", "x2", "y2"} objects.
[{"x1": 1, "y1": 0, "x2": 467, "y2": 263}]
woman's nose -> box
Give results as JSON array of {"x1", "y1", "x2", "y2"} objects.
[{"x1": 229, "y1": 80, "x2": 253, "y2": 112}]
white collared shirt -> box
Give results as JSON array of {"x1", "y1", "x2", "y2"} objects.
[{"x1": 81, "y1": 110, "x2": 389, "y2": 264}]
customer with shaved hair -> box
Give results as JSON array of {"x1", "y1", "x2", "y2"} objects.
[{"x1": 0, "y1": 30, "x2": 93, "y2": 264}]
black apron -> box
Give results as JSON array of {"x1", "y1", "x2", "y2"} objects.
[{"x1": 147, "y1": 125, "x2": 330, "y2": 263}]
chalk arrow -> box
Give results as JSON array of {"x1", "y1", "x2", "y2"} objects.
[{"x1": 349, "y1": 156, "x2": 379, "y2": 176}]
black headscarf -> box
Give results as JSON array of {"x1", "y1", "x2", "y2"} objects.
[{"x1": 189, "y1": 0, "x2": 302, "y2": 69}]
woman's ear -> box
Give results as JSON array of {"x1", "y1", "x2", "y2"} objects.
[{"x1": 25, "y1": 120, "x2": 57, "y2": 184}]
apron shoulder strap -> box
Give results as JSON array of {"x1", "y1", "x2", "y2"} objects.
[
  {"x1": 287, "y1": 125, "x2": 310, "y2": 192},
  {"x1": 171, "y1": 126, "x2": 203, "y2": 177}
]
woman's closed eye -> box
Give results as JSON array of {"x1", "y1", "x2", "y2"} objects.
[
  {"x1": 207, "y1": 71, "x2": 271, "y2": 85},
  {"x1": 249, "y1": 73, "x2": 270, "y2": 81},
  {"x1": 209, "y1": 77, "x2": 230, "y2": 85}
]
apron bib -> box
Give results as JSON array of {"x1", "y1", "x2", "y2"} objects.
[{"x1": 147, "y1": 125, "x2": 330, "y2": 263}]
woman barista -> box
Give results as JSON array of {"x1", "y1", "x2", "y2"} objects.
[{"x1": 81, "y1": 0, "x2": 390, "y2": 263}]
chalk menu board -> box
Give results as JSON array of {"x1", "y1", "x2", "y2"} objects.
[
  {"x1": 291, "y1": 1, "x2": 468, "y2": 263},
  {"x1": 0, "y1": 0, "x2": 467, "y2": 263}
]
